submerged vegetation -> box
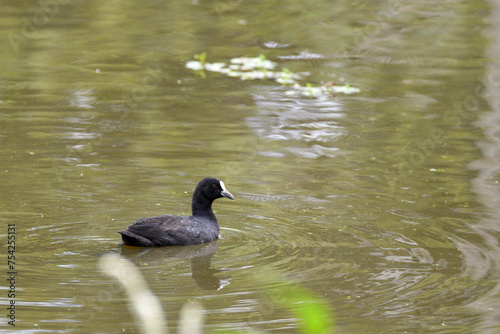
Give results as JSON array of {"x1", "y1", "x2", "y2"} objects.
[{"x1": 186, "y1": 53, "x2": 360, "y2": 98}]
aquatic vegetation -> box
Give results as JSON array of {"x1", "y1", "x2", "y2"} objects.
[
  {"x1": 186, "y1": 53, "x2": 360, "y2": 98},
  {"x1": 230, "y1": 54, "x2": 276, "y2": 70},
  {"x1": 186, "y1": 61, "x2": 204, "y2": 71},
  {"x1": 274, "y1": 67, "x2": 302, "y2": 85}
]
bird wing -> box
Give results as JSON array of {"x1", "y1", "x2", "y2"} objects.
[{"x1": 120, "y1": 215, "x2": 199, "y2": 246}]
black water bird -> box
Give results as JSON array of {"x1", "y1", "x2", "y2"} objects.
[{"x1": 119, "y1": 178, "x2": 234, "y2": 247}]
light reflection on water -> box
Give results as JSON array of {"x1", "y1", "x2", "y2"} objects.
[{"x1": 247, "y1": 88, "x2": 345, "y2": 158}]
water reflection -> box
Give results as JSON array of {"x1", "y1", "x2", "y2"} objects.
[
  {"x1": 120, "y1": 240, "x2": 230, "y2": 291},
  {"x1": 247, "y1": 88, "x2": 345, "y2": 158},
  {"x1": 466, "y1": 7, "x2": 500, "y2": 329},
  {"x1": 69, "y1": 90, "x2": 96, "y2": 109}
]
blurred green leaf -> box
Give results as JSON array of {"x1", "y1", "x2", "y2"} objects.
[{"x1": 271, "y1": 284, "x2": 335, "y2": 334}]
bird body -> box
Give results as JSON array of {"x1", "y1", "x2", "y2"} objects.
[{"x1": 119, "y1": 178, "x2": 234, "y2": 247}]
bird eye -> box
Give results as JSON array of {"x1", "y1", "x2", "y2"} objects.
[{"x1": 213, "y1": 184, "x2": 217, "y2": 188}]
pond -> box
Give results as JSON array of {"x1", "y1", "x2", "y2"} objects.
[{"x1": 1, "y1": 0, "x2": 500, "y2": 333}]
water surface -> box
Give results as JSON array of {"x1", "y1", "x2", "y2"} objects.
[{"x1": 1, "y1": 0, "x2": 500, "y2": 333}]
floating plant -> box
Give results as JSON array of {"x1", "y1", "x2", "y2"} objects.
[{"x1": 186, "y1": 53, "x2": 360, "y2": 98}]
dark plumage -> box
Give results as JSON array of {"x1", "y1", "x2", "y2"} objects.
[{"x1": 119, "y1": 178, "x2": 234, "y2": 247}]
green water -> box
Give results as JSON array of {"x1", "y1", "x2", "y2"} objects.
[{"x1": 1, "y1": 0, "x2": 500, "y2": 333}]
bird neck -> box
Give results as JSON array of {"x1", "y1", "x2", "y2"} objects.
[{"x1": 191, "y1": 195, "x2": 217, "y2": 220}]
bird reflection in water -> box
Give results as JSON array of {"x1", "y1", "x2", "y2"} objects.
[{"x1": 119, "y1": 239, "x2": 231, "y2": 291}]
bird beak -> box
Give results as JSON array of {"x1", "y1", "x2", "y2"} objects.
[{"x1": 220, "y1": 181, "x2": 235, "y2": 200}]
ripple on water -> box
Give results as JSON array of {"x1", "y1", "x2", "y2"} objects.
[
  {"x1": 208, "y1": 193, "x2": 493, "y2": 330},
  {"x1": 387, "y1": 208, "x2": 433, "y2": 219},
  {"x1": 18, "y1": 198, "x2": 495, "y2": 333},
  {"x1": 247, "y1": 88, "x2": 345, "y2": 158}
]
